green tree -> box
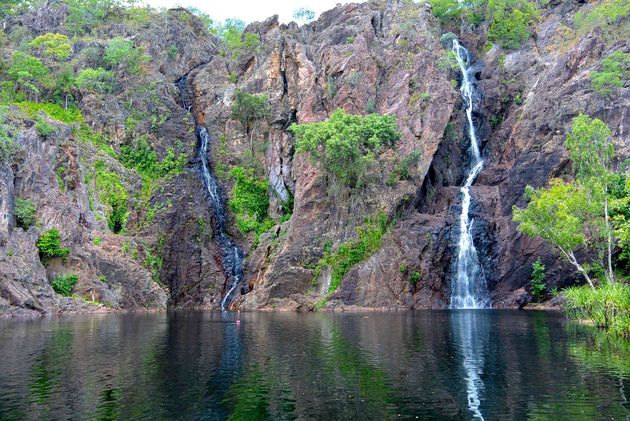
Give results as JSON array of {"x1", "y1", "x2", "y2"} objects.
[
  {"x1": 530, "y1": 258, "x2": 546, "y2": 302},
  {"x1": 53, "y1": 63, "x2": 75, "y2": 109},
  {"x1": 94, "y1": 160, "x2": 128, "y2": 233},
  {"x1": 0, "y1": 106, "x2": 17, "y2": 163},
  {"x1": 289, "y1": 109, "x2": 401, "y2": 188},
  {"x1": 513, "y1": 179, "x2": 596, "y2": 288},
  {"x1": 36, "y1": 228, "x2": 69, "y2": 259},
  {"x1": 565, "y1": 114, "x2": 616, "y2": 283},
  {"x1": 7, "y1": 52, "x2": 50, "y2": 101},
  {"x1": 215, "y1": 19, "x2": 261, "y2": 60},
  {"x1": 29, "y1": 33, "x2": 72, "y2": 61},
  {"x1": 76, "y1": 67, "x2": 114, "y2": 94},
  {"x1": 590, "y1": 51, "x2": 630, "y2": 97},
  {"x1": 50, "y1": 274, "x2": 78, "y2": 296},
  {"x1": 487, "y1": 0, "x2": 539, "y2": 49},
  {"x1": 610, "y1": 176, "x2": 630, "y2": 271},
  {"x1": 104, "y1": 37, "x2": 148, "y2": 75},
  {"x1": 64, "y1": 0, "x2": 116, "y2": 34},
  {"x1": 14, "y1": 198, "x2": 36, "y2": 229},
  {"x1": 231, "y1": 90, "x2": 270, "y2": 154},
  {"x1": 228, "y1": 166, "x2": 272, "y2": 235}
]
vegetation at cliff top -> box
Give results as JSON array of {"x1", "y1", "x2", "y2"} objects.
[
  {"x1": 429, "y1": 0, "x2": 540, "y2": 49},
  {"x1": 37, "y1": 228, "x2": 70, "y2": 260},
  {"x1": 290, "y1": 109, "x2": 401, "y2": 189}
]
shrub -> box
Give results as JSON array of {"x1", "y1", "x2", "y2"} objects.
[
  {"x1": 290, "y1": 109, "x2": 401, "y2": 188},
  {"x1": 574, "y1": 0, "x2": 630, "y2": 36},
  {"x1": 215, "y1": 19, "x2": 261, "y2": 59},
  {"x1": 7, "y1": 52, "x2": 50, "y2": 100},
  {"x1": 17, "y1": 101, "x2": 83, "y2": 123},
  {"x1": 94, "y1": 160, "x2": 128, "y2": 233},
  {"x1": 120, "y1": 138, "x2": 186, "y2": 179},
  {"x1": 231, "y1": 90, "x2": 270, "y2": 134},
  {"x1": 37, "y1": 228, "x2": 69, "y2": 259},
  {"x1": 104, "y1": 37, "x2": 149, "y2": 75},
  {"x1": 229, "y1": 166, "x2": 272, "y2": 236},
  {"x1": 590, "y1": 51, "x2": 629, "y2": 97},
  {"x1": 487, "y1": 0, "x2": 539, "y2": 49},
  {"x1": 29, "y1": 33, "x2": 72, "y2": 61},
  {"x1": 75, "y1": 67, "x2": 114, "y2": 93},
  {"x1": 50, "y1": 274, "x2": 78, "y2": 296},
  {"x1": 0, "y1": 106, "x2": 17, "y2": 163},
  {"x1": 564, "y1": 283, "x2": 630, "y2": 337},
  {"x1": 14, "y1": 198, "x2": 36, "y2": 229},
  {"x1": 92, "y1": 236, "x2": 102, "y2": 246},
  {"x1": 34, "y1": 115, "x2": 56, "y2": 138},
  {"x1": 530, "y1": 258, "x2": 546, "y2": 302},
  {"x1": 314, "y1": 212, "x2": 388, "y2": 294},
  {"x1": 409, "y1": 271, "x2": 421, "y2": 285}
]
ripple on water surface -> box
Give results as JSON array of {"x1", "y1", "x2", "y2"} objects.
[{"x1": 0, "y1": 310, "x2": 627, "y2": 420}]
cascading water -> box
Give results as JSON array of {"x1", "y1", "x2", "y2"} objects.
[
  {"x1": 450, "y1": 40, "x2": 491, "y2": 309},
  {"x1": 197, "y1": 127, "x2": 245, "y2": 310},
  {"x1": 177, "y1": 75, "x2": 245, "y2": 310}
]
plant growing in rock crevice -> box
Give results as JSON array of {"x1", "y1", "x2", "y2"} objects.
[
  {"x1": 37, "y1": 228, "x2": 69, "y2": 260},
  {"x1": 14, "y1": 198, "x2": 36, "y2": 229}
]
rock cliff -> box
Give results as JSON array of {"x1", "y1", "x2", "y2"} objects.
[{"x1": 0, "y1": 0, "x2": 627, "y2": 315}]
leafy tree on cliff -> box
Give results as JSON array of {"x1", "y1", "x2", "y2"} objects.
[
  {"x1": 231, "y1": 90, "x2": 270, "y2": 155},
  {"x1": 290, "y1": 109, "x2": 401, "y2": 189},
  {"x1": 29, "y1": 33, "x2": 73, "y2": 62},
  {"x1": 7, "y1": 52, "x2": 51, "y2": 101},
  {"x1": 590, "y1": 51, "x2": 630, "y2": 97}
]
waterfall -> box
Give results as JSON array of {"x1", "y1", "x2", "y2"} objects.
[
  {"x1": 197, "y1": 127, "x2": 245, "y2": 310},
  {"x1": 450, "y1": 40, "x2": 491, "y2": 309}
]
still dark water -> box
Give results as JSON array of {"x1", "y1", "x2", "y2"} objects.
[{"x1": 0, "y1": 310, "x2": 628, "y2": 420}]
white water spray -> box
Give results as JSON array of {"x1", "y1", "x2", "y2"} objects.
[{"x1": 450, "y1": 40, "x2": 491, "y2": 309}]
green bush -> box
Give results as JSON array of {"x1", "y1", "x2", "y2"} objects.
[
  {"x1": 92, "y1": 236, "x2": 102, "y2": 245},
  {"x1": 314, "y1": 212, "x2": 388, "y2": 294},
  {"x1": 120, "y1": 138, "x2": 186, "y2": 179},
  {"x1": 487, "y1": 0, "x2": 539, "y2": 49},
  {"x1": 14, "y1": 197, "x2": 36, "y2": 229},
  {"x1": 564, "y1": 282, "x2": 630, "y2": 337},
  {"x1": 76, "y1": 67, "x2": 114, "y2": 93},
  {"x1": 530, "y1": 258, "x2": 546, "y2": 302},
  {"x1": 104, "y1": 37, "x2": 149, "y2": 75},
  {"x1": 290, "y1": 109, "x2": 401, "y2": 188},
  {"x1": 37, "y1": 228, "x2": 69, "y2": 259},
  {"x1": 228, "y1": 166, "x2": 273, "y2": 235},
  {"x1": 94, "y1": 160, "x2": 128, "y2": 233},
  {"x1": 0, "y1": 106, "x2": 17, "y2": 163},
  {"x1": 409, "y1": 272, "x2": 421, "y2": 285},
  {"x1": 34, "y1": 115, "x2": 56, "y2": 138},
  {"x1": 29, "y1": 33, "x2": 72, "y2": 61},
  {"x1": 7, "y1": 52, "x2": 50, "y2": 100},
  {"x1": 231, "y1": 90, "x2": 270, "y2": 134},
  {"x1": 17, "y1": 101, "x2": 83, "y2": 123},
  {"x1": 590, "y1": 51, "x2": 629, "y2": 97},
  {"x1": 574, "y1": 0, "x2": 630, "y2": 36},
  {"x1": 50, "y1": 274, "x2": 78, "y2": 296},
  {"x1": 214, "y1": 19, "x2": 261, "y2": 60}
]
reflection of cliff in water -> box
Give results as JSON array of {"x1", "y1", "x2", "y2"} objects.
[{"x1": 0, "y1": 312, "x2": 628, "y2": 420}]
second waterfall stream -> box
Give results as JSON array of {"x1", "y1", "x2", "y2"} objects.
[{"x1": 450, "y1": 40, "x2": 491, "y2": 309}]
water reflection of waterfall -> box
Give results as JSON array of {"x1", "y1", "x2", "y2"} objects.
[
  {"x1": 450, "y1": 40, "x2": 491, "y2": 309},
  {"x1": 451, "y1": 310, "x2": 489, "y2": 420},
  {"x1": 197, "y1": 128, "x2": 245, "y2": 310}
]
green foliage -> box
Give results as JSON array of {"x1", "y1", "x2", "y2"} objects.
[
  {"x1": 7, "y1": 52, "x2": 50, "y2": 100},
  {"x1": 37, "y1": 228, "x2": 69, "y2": 259},
  {"x1": 398, "y1": 150, "x2": 422, "y2": 180},
  {"x1": 94, "y1": 160, "x2": 128, "y2": 233},
  {"x1": 215, "y1": 19, "x2": 261, "y2": 60},
  {"x1": 75, "y1": 67, "x2": 114, "y2": 93},
  {"x1": 574, "y1": 0, "x2": 630, "y2": 36},
  {"x1": 0, "y1": 106, "x2": 17, "y2": 163},
  {"x1": 314, "y1": 212, "x2": 388, "y2": 294},
  {"x1": 143, "y1": 246, "x2": 162, "y2": 283},
  {"x1": 34, "y1": 115, "x2": 56, "y2": 138},
  {"x1": 120, "y1": 138, "x2": 186, "y2": 179},
  {"x1": 437, "y1": 50, "x2": 459, "y2": 72},
  {"x1": 231, "y1": 90, "x2": 270, "y2": 133},
  {"x1": 17, "y1": 101, "x2": 83, "y2": 123},
  {"x1": 29, "y1": 33, "x2": 72, "y2": 61},
  {"x1": 564, "y1": 282, "x2": 630, "y2": 337},
  {"x1": 590, "y1": 51, "x2": 629, "y2": 97},
  {"x1": 326, "y1": 75, "x2": 337, "y2": 99},
  {"x1": 228, "y1": 166, "x2": 272, "y2": 236},
  {"x1": 611, "y1": 176, "x2": 630, "y2": 271},
  {"x1": 429, "y1": 0, "x2": 486, "y2": 26},
  {"x1": 487, "y1": 0, "x2": 539, "y2": 49},
  {"x1": 104, "y1": 37, "x2": 148, "y2": 75},
  {"x1": 50, "y1": 274, "x2": 78, "y2": 296},
  {"x1": 290, "y1": 109, "x2": 401, "y2": 188},
  {"x1": 92, "y1": 236, "x2": 102, "y2": 246},
  {"x1": 14, "y1": 197, "x2": 36, "y2": 229},
  {"x1": 409, "y1": 271, "x2": 420, "y2": 285},
  {"x1": 530, "y1": 258, "x2": 546, "y2": 302},
  {"x1": 167, "y1": 45, "x2": 178, "y2": 60},
  {"x1": 64, "y1": 0, "x2": 116, "y2": 34}
]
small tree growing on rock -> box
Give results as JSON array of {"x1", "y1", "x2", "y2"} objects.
[{"x1": 231, "y1": 90, "x2": 270, "y2": 155}]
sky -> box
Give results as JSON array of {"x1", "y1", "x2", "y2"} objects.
[{"x1": 143, "y1": 0, "x2": 355, "y2": 24}]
